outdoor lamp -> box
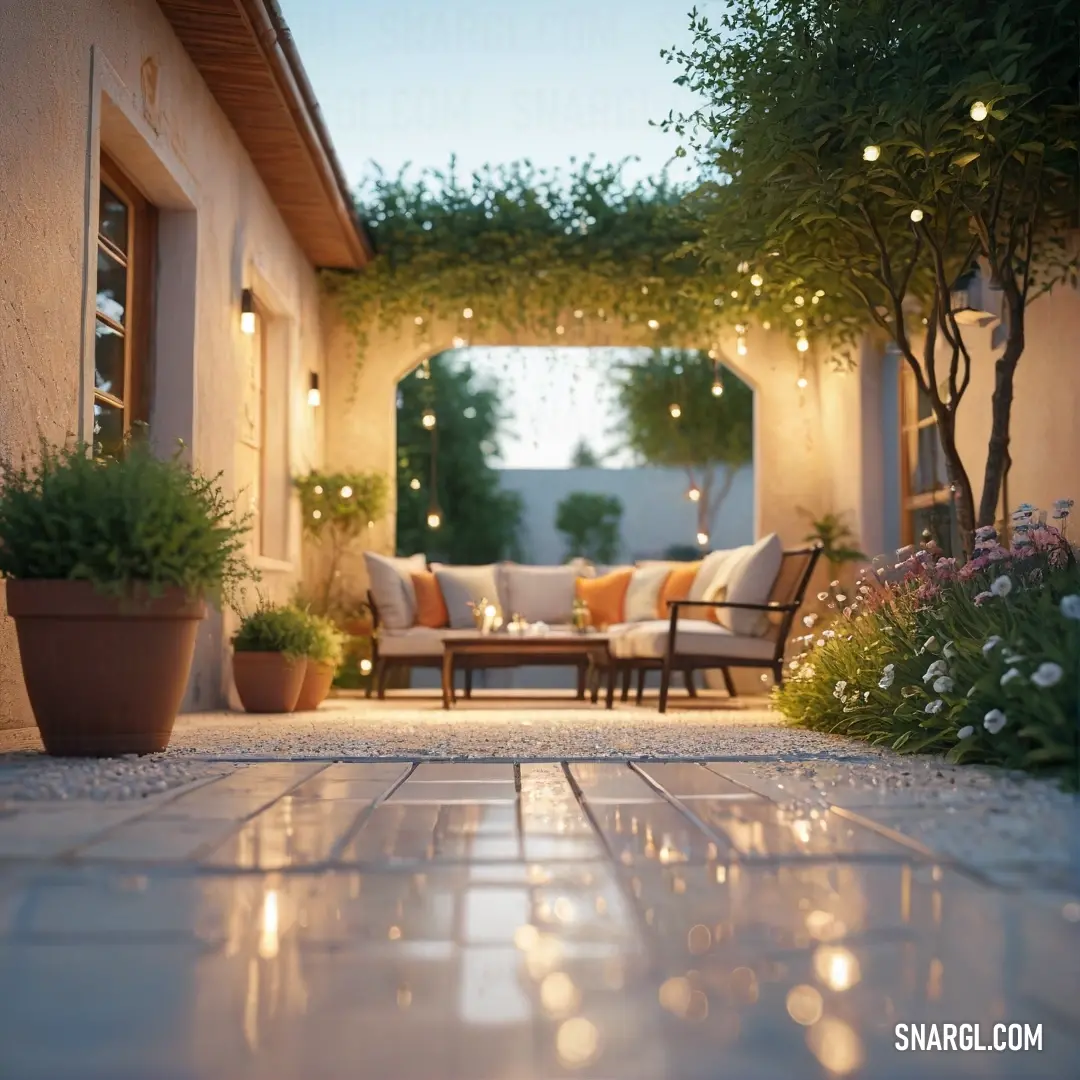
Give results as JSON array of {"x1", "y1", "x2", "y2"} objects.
[
  {"x1": 308, "y1": 372, "x2": 321, "y2": 407},
  {"x1": 969, "y1": 101, "x2": 988, "y2": 122},
  {"x1": 241, "y1": 289, "x2": 256, "y2": 335}
]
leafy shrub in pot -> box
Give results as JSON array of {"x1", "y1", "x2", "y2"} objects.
[
  {"x1": 231, "y1": 603, "x2": 317, "y2": 713},
  {"x1": 295, "y1": 614, "x2": 347, "y2": 711},
  {"x1": 0, "y1": 439, "x2": 250, "y2": 755}
]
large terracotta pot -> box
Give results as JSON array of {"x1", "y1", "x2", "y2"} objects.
[
  {"x1": 294, "y1": 660, "x2": 336, "y2": 711},
  {"x1": 232, "y1": 651, "x2": 307, "y2": 713},
  {"x1": 5, "y1": 580, "x2": 205, "y2": 756}
]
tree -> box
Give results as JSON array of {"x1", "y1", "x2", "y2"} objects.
[
  {"x1": 570, "y1": 440, "x2": 603, "y2": 468},
  {"x1": 556, "y1": 492, "x2": 623, "y2": 564},
  {"x1": 798, "y1": 508, "x2": 867, "y2": 579},
  {"x1": 613, "y1": 349, "x2": 753, "y2": 549},
  {"x1": 664, "y1": 0, "x2": 1079, "y2": 553},
  {"x1": 396, "y1": 353, "x2": 523, "y2": 563}
]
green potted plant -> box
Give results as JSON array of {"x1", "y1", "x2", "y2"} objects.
[
  {"x1": 231, "y1": 602, "x2": 316, "y2": 713},
  {"x1": 294, "y1": 613, "x2": 347, "y2": 711},
  {"x1": 0, "y1": 439, "x2": 249, "y2": 755}
]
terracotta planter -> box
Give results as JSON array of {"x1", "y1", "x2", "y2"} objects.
[
  {"x1": 5, "y1": 580, "x2": 206, "y2": 756},
  {"x1": 232, "y1": 651, "x2": 307, "y2": 713},
  {"x1": 294, "y1": 660, "x2": 336, "y2": 711}
]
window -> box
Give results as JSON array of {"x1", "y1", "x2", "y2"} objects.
[
  {"x1": 899, "y1": 366, "x2": 958, "y2": 556},
  {"x1": 93, "y1": 156, "x2": 155, "y2": 455}
]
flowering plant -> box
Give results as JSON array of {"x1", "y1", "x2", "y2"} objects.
[{"x1": 775, "y1": 504, "x2": 1079, "y2": 786}]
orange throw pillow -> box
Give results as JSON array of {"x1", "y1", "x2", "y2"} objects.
[
  {"x1": 657, "y1": 562, "x2": 701, "y2": 618},
  {"x1": 575, "y1": 569, "x2": 633, "y2": 628},
  {"x1": 411, "y1": 571, "x2": 449, "y2": 628}
]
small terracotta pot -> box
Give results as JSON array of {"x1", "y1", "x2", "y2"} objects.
[
  {"x1": 5, "y1": 580, "x2": 205, "y2": 756},
  {"x1": 294, "y1": 660, "x2": 336, "y2": 711},
  {"x1": 232, "y1": 651, "x2": 307, "y2": 713}
]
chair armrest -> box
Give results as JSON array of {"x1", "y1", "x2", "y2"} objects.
[{"x1": 667, "y1": 599, "x2": 799, "y2": 613}]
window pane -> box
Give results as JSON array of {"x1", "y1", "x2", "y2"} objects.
[
  {"x1": 910, "y1": 503, "x2": 957, "y2": 558},
  {"x1": 909, "y1": 424, "x2": 949, "y2": 495},
  {"x1": 916, "y1": 384, "x2": 934, "y2": 423},
  {"x1": 94, "y1": 319, "x2": 125, "y2": 400},
  {"x1": 96, "y1": 247, "x2": 127, "y2": 326},
  {"x1": 93, "y1": 398, "x2": 124, "y2": 457},
  {"x1": 98, "y1": 184, "x2": 128, "y2": 253}
]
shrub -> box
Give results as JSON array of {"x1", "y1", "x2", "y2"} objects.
[
  {"x1": 775, "y1": 503, "x2": 1080, "y2": 785},
  {"x1": 306, "y1": 614, "x2": 347, "y2": 670},
  {"x1": 0, "y1": 439, "x2": 250, "y2": 605},
  {"x1": 232, "y1": 603, "x2": 317, "y2": 658}
]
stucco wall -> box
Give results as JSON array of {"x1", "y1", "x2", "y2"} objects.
[{"x1": 0, "y1": 0, "x2": 326, "y2": 727}]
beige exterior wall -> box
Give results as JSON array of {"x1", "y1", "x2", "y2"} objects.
[{"x1": 0, "y1": 0, "x2": 327, "y2": 727}]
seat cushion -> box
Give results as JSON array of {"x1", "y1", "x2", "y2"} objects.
[
  {"x1": 500, "y1": 564, "x2": 581, "y2": 624},
  {"x1": 411, "y1": 571, "x2": 448, "y2": 629},
  {"x1": 363, "y1": 552, "x2": 426, "y2": 630},
  {"x1": 627, "y1": 620, "x2": 777, "y2": 662},
  {"x1": 719, "y1": 534, "x2": 783, "y2": 636},
  {"x1": 378, "y1": 627, "x2": 484, "y2": 658},
  {"x1": 575, "y1": 569, "x2": 632, "y2": 628},
  {"x1": 624, "y1": 565, "x2": 670, "y2": 623},
  {"x1": 435, "y1": 565, "x2": 501, "y2": 629}
]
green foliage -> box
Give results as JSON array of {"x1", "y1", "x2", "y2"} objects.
[
  {"x1": 322, "y1": 159, "x2": 757, "y2": 359},
  {"x1": 0, "y1": 439, "x2": 251, "y2": 606},
  {"x1": 305, "y1": 613, "x2": 347, "y2": 669},
  {"x1": 775, "y1": 519, "x2": 1080, "y2": 785},
  {"x1": 570, "y1": 440, "x2": 603, "y2": 468},
  {"x1": 556, "y1": 492, "x2": 623, "y2": 565},
  {"x1": 664, "y1": 0, "x2": 1080, "y2": 540},
  {"x1": 396, "y1": 353, "x2": 523, "y2": 563},
  {"x1": 232, "y1": 602, "x2": 318, "y2": 659},
  {"x1": 799, "y1": 509, "x2": 866, "y2": 568}
]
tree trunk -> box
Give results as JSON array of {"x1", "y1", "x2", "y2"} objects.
[
  {"x1": 977, "y1": 296, "x2": 1025, "y2": 528},
  {"x1": 936, "y1": 412, "x2": 976, "y2": 560}
]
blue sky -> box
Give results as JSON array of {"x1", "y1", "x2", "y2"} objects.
[{"x1": 281, "y1": 0, "x2": 704, "y2": 466}]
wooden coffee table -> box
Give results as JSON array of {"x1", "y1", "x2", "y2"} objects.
[{"x1": 441, "y1": 631, "x2": 612, "y2": 710}]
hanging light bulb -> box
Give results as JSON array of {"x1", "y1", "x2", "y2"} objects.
[
  {"x1": 669, "y1": 403, "x2": 682, "y2": 419},
  {"x1": 730, "y1": 289, "x2": 739, "y2": 299},
  {"x1": 737, "y1": 336, "x2": 748, "y2": 357},
  {"x1": 359, "y1": 658, "x2": 373, "y2": 675},
  {"x1": 688, "y1": 486, "x2": 701, "y2": 503},
  {"x1": 794, "y1": 295, "x2": 805, "y2": 306},
  {"x1": 862, "y1": 144, "x2": 881, "y2": 162},
  {"x1": 462, "y1": 307, "x2": 474, "y2": 319},
  {"x1": 451, "y1": 336, "x2": 466, "y2": 348},
  {"x1": 409, "y1": 478, "x2": 421, "y2": 490},
  {"x1": 426, "y1": 509, "x2": 442, "y2": 529},
  {"x1": 313, "y1": 485, "x2": 323, "y2": 495},
  {"x1": 421, "y1": 409, "x2": 437, "y2": 430},
  {"x1": 797, "y1": 375, "x2": 809, "y2": 389},
  {"x1": 750, "y1": 273, "x2": 764, "y2": 288},
  {"x1": 696, "y1": 531, "x2": 709, "y2": 547},
  {"x1": 762, "y1": 320, "x2": 772, "y2": 331},
  {"x1": 555, "y1": 325, "x2": 565, "y2": 335},
  {"x1": 647, "y1": 319, "x2": 660, "y2": 330},
  {"x1": 340, "y1": 485, "x2": 353, "y2": 498},
  {"x1": 910, "y1": 208, "x2": 924, "y2": 223},
  {"x1": 414, "y1": 315, "x2": 424, "y2": 326},
  {"x1": 797, "y1": 335, "x2": 810, "y2": 353},
  {"x1": 737, "y1": 261, "x2": 750, "y2": 274},
  {"x1": 711, "y1": 376, "x2": 724, "y2": 397},
  {"x1": 312, "y1": 509, "x2": 322, "y2": 520},
  {"x1": 969, "y1": 101, "x2": 988, "y2": 122}
]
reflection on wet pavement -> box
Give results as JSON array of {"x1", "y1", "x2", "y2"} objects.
[{"x1": 0, "y1": 760, "x2": 1076, "y2": 1078}]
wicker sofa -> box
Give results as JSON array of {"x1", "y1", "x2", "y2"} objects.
[{"x1": 362, "y1": 538, "x2": 820, "y2": 708}]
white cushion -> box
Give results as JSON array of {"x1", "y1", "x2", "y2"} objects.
[
  {"x1": 363, "y1": 552, "x2": 426, "y2": 630},
  {"x1": 435, "y1": 565, "x2": 501, "y2": 629},
  {"x1": 626, "y1": 620, "x2": 776, "y2": 661},
  {"x1": 624, "y1": 565, "x2": 671, "y2": 623},
  {"x1": 719, "y1": 534, "x2": 784, "y2": 636},
  {"x1": 500, "y1": 565, "x2": 581, "y2": 624},
  {"x1": 691, "y1": 547, "x2": 747, "y2": 601}
]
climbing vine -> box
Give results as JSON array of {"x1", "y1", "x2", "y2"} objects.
[{"x1": 321, "y1": 158, "x2": 861, "y2": 364}]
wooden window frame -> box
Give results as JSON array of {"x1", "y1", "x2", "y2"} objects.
[
  {"x1": 898, "y1": 365, "x2": 953, "y2": 545},
  {"x1": 95, "y1": 154, "x2": 156, "y2": 444}
]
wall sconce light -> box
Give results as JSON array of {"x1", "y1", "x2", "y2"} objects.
[
  {"x1": 307, "y1": 372, "x2": 321, "y2": 407},
  {"x1": 241, "y1": 289, "x2": 256, "y2": 335}
]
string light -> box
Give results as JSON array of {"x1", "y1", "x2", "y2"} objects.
[
  {"x1": 574, "y1": 309, "x2": 584, "y2": 318},
  {"x1": 797, "y1": 374, "x2": 809, "y2": 389},
  {"x1": 556, "y1": 325, "x2": 565, "y2": 335},
  {"x1": 797, "y1": 335, "x2": 810, "y2": 353},
  {"x1": 688, "y1": 486, "x2": 701, "y2": 503},
  {"x1": 409, "y1": 478, "x2": 421, "y2": 490},
  {"x1": 669, "y1": 403, "x2": 682, "y2": 418},
  {"x1": 313, "y1": 485, "x2": 323, "y2": 495},
  {"x1": 910, "y1": 208, "x2": 924, "y2": 223},
  {"x1": 462, "y1": 307, "x2": 473, "y2": 319},
  {"x1": 647, "y1": 319, "x2": 660, "y2": 330},
  {"x1": 452, "y1": 336, "x2": 466, "y2": 348},
  {"x1": 970, "y1": 101, "x2": 988, "y2": 122},
  {"x1": 737, "y1": 336, "x2": 748, "y2": 356},
  {"x1": 240, "y1": 289, "x2": 256, "y2": 335},
  {"x1": 762, "y1": 320, "x2": 772, "y2": 330},
  {"x1": 340, "y1": 485, "x2": 353, "y2": 498},
  {"x1": 696, "y1": 531, "x2": 709, "y2": 546},
  {"x1": 711, "y1": 375, "x2": 724, "y2": 397},
  {"x1": 312, "y1": 509, "x2": 322, "y2": 520},
  {"x1": 794, "y1": 295, "x2": 805, "y2": 306},
  {"x1": 414, "y1": 315, "x2": 424, "y2": 326},
  {"x1": 641, "y1": 285, "x2": 649, "y2": 294},
  {"x1": 737, "y1": 261, "x2": 750, "y2": 274},
  {"x1": 730, "y1": 289, "x2": 739, "y2": 299},
  {"x1": 862, "y1": 144, "x2": 881, "y2": 162},
  {"x1": 426, "y1": 510, "x2": 442, "y2": 529},
  {"x1": 421, "y1": 409, "x2": 437, "y2": 430},
  {"x1": 359, "y1": 659, "x2": 373, "y2": 675}
]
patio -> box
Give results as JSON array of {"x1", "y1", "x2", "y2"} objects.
[{"x1": 0, "y1": 702, "x2": 1078, "y2": 1079}]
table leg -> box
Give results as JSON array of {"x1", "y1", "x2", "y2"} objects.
[
  {"x1": 606, "y1": 659, "x2": 617, "y2": 710},
  {"x1": 576, "y1": 662, "x2": 587, "y2": 700},
  {"x1": 441, "y1": 650, "x2": 454, "y2": 710}
]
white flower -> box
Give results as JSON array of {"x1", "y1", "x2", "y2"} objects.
[
  {"x1": 830, "y1": 580, "x2": 840, "y2": 588},
  {"x1": 817, "y1": 591, "x2": 829, "y2": 601},
  {"x1": 863, "y1": 690, "x2": 870, "y2": 701},
  {"x1": 990, "y1": 575, "x2": 1012, "y2": 597},
  {"x1": 920, "y1": 636, "x2": 939, "y2": 654},
  {"x1": 803, "y1": 613, "x2": 818, "y2": 628},
  {"x1": 933, "y1": 675, "x2": 955, "y2": 694},
  {"x1": 957, "y1": 725, "x2": 975, "y2": 739},
  {"x1": 981, "y1": 635, "x2": 1002, "y2": 655},
  {"x1": 983, "y1": 709, "x2": 1007, "y2": 735},
  {"x1": 822, "y1": 629, "x2": 836, "y2": 639},
  {"x1": 1000, "y1": 667, "x2": 1022, "y2": 687},
  {"x1": 925, "y1": 699, "x2": 945, "y2": 715},
  {"x1": 1002, "y1": 650, "x2": 1024, "y2": 665},
  {"x1": 816, "y1": 638, "x2": 825, "y2": 648},
  {"x1": 835, "y1": 594, "x2": 847, "y2": 603},
  {"x1": 878, "y1": 665, "x2": 895, "y2": 690},
  {"x1": 1061, "y1": 595, "x2": 1080, "y2": 620},
  {"x1": 833, "y1": 679, "x2": 848, "y2": 699},
  {"x1": 942, "y1": 641, "x2": 957, "y2": 659},
  {"x1": 923, "y1": 660, "x2": 948, "y2": 683},
  {"x1": 1031, "y1": 662, "x2": 1064, "y2": 689}
]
